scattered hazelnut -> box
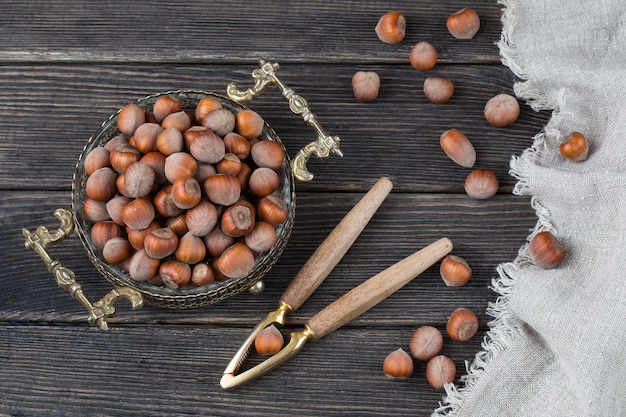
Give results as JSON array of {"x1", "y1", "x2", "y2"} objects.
[
  {"x1": 352, "y1": 71, "x2": 380, "y2": 103},
  {"x1": 528, "y1": 231, "x2": 566, "y2": 269},
  {"x1": 464, "y1": 169, "x2": 499, "y2": 199},
  {"x1": 375, "y1": 11, "x2": 406, "y2": 44},
  {"x1": 423, "y1": 77, "x2": 454, "y2": 104},
  {"x1": 446, "y1": 307, "x2": 479, "y2": 342},
  {"x1": 439, "y1": 255, "x2": 472, "y2": 287},
  {"x1": 409, "y1": 326, "x2": 443, "y2": 361},
  {"x1": 447, "y1": 8, "x2": 480, "y2": 39},
  {"x1": 426, "y1": 355, "x2": 456, "y2": 389},
  {"x1": 383, "y1": 348, "x2": 414, "y2": 378},
  {"x1": 484, "y1": 93, "x2": 520, "y2": 127},
  {"x1": 440, "y1": 129, "x2": 476, "y2": 168},
  {"x1": 254, "y1": 325, "x2": 285, "y2": 356},
  {"x1": 559, "y1": 132, "x2": 589, "y2": 162},
  {"x1": 409, "y1": 41, "x2": 438, "y2": 71}
]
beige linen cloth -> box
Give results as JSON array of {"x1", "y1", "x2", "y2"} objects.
[{"x1": 433, "y1": 1, "x2": 626, "y2": 416}]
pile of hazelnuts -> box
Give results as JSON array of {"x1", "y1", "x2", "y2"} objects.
[{"x1": 80, "y1": 94, "x2": 289, "y2": 290}]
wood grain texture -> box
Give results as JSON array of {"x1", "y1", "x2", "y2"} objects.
[
  {"x1": 0, "y1": 1, "x2": 503, "y2": 64},
  {"x1": 0, "y1": 325, "x2": 483, "y2": 417},
  {"x1": 0, "y1": 1, "x2": 546, "y2": 415}
]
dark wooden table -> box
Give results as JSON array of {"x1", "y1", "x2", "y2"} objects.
[{"x1": 0, "y1": 1, "x2": 548, "y2": 415}]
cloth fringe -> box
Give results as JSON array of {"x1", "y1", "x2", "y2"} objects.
[{"x1": 431, "y1": 1, "x2": 565, "y2": 415}]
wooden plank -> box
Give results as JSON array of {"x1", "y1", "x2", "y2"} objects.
[
  {"x1": 0, "y1": 63, "x2": 548, "y2": 191},
  {"x1": 0, "y1": 324, "x2": 485, "y2": 416},
  {"x1": 0, "y1": 0, "x2": 504, "y2": 64},
  {"x1": 5, "y1": 190, "x2": 535, "y2": 326}
]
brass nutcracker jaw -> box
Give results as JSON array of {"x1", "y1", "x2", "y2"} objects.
[
  {"x1": 22, "y1": 208, "x2": 143, "y2": 329},
  {"x1": 227, "y1": 59, "x2": 343, "y2": 182}
]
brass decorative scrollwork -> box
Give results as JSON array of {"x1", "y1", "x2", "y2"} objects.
[
  {"x1": 227, "y1": 59, "x2": 343, "y2": 182},
  {"x1": 22, "y1": 208, "x2": 144, "y2": 329}
]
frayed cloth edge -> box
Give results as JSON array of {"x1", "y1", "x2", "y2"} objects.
[{"x1": 430, "y1": 1, "x2": 564, "y2": 415}]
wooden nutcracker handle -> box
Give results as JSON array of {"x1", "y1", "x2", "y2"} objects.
[
  {"x1": 280, "y1": 177, "x2": 393, "y2": 311},
  {"x1": 306, "y1": 237, "x2": 452, "y2": 339}
]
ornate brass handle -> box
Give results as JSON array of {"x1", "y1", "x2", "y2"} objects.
[
  {"x1": 227, "y1": 59, "x2": 343, "y2": 182},
  {"x1": 22, "y1": 208, "x2": 144, "y2": 329}
]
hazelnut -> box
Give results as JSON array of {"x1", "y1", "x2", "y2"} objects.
[
  {"x1": 171, "y1": 176, "x2": 202, "y2": 210},
  {"x1": 128, "y1": 249, "x2": 161, "y2": 282},
  {"x1": 106, "y1": 195, "x2": 132, "y2": 226},
  {"x1": 203, "y1": 173, "x2": 242, "y2": 207},
  {"x1": 164, "y1": 152, "x2": 198, "y2": 183},
  {"x1": 201, "y1": 108, "x2": 236, "y2": 137},
  {"x1": 423, "y1": 77, "x2": 454, "y2": 104},
  {"x1": 254, "y1": 325, "x2": 284, "y2": 356},
  {"x1": 121, "y1": 162, "x2": 156, "y2": 198},
  {"x1": 375, "y1": 11, "x2": 406, "y2": 44},
  {"x1": 221, "y1": 201, "x2": 256, "y2": 237},
  {"x1": 82, "y1": 198, "x2": 111, "y2": 222},
  {"x1": 447, "y1": 8, "x2": 480, "y2": 39},
  {"x1": 425, "y1": 355, "x2": 456, "y2": 389},
  {"x1": 235, "y1": 109, "x2": 264, "y2": 140},
  {"x1": 195, "y1": 97, "x2": 223, "y2": 121},
  {"x1": 84, "y1": 147, "x2": 111, "y2": 175},
  {"x1": 185, "y1": 200, "x2": 218, "y2": 237},
  {"x1": 159, "y1": 260, "x2": 192, "y2": 289},
  {"x1": 257, "y1": 194, "x2": 289, "y2": 226},
  {"x1": 216, "y1": 153, "x2": 242, "y2": 176},
  {"x1": 251, "y1": 140, "x2": 285, "y2": 170},
  {"x1": 216, "y1": 242, "x2": 255, "y2": 279},
  {"x1": 143, "y1": 227, "x2": 179, "y2": 259},
  {"x1": 175, "y1": 232, "x2": 206, "y2": 264},
  {"x1": 126, "y1": 220, "x2": 159, "y2": 251},
  {"x1": 109, "y1": 144, "x2": 141, "y2": 174},
  {"x1": 121, "y1": 197, "x2": 156, "y2": 230},
  {"x1": 464, "y1": 169, "x2": 498, "y2": 199},
  {"x1": 245, "y1": 221, "x2": 278, "y2": 254},
  {"x1": 103, "y1": 135, "x2": 128, "y2": 153},
  {"x1": 102, "y1": 236, "x2": 133, "y2": 265},
  {"x1": 140, "y1": 151, "x2": 166, "y2": 184},
  {"x1": 85, "y1": 167, "x2": 117, "y2": 202},
  {"x1": 156, "y1": 127, "x2": 184, "y2": 156},
  {"x1": 223, "y1": 132, "x2": 251, "y2": 160},
  {"x1": 188, "y1": 128, "x2": 226, "y2": 164},
  {"x1": 153, "y1": 95, "x2": 182, "y2": 122},
  {"x1": 440, "y1": 129, "x2": 476, "y2": 168},
  {"x1": 439, "y1": 255, "x2": 472, "y2": 287},
  {"x1": 409, "y1": 326, "x2": 443, "y2": 361},
  {"x1": 194, "y1": 162, "x2": 218, "y2": 183},
  {"x1": 161, "y1": 111, "x2": 192, "y2": 132},
  {"x1": 191, "y1": 262, "x2": 215, "y2": 287},
  {"x1": 559, "y1": 132, "x2": 589, "y2": 162},
  {"x1": 383, "y1": 348, "x2": 414, "y2": 379},
  {"x1": 117, "y1": 103, "x2": 145, "y2": 136},
  {"x1": 131, "y1": 122, "x2": 163, "y2": 153},
  {"x1": 484, "y1": 93, "x2": 520, "y2": 127},
  {"x1": 249, "y1": 167, "x2": 280, "y2": 197},
  {"x1": 90, "y1": 221, "x2": 125, "y2": 250},
  {"x1": 528, "y1": 231, "x2": 566, "y2": 269},
  {"x1": 204, "y1": 225, "x2": 235, "y2": 258},
  {"x1": 153, "y1": 185, "x2": 184, "y2": 218},
  {"x1": 409, "y1": 41, "x2": 438, "y2": 71},
  {"x1": 165, "y1": 214, "x2": 188, "y2": 237},
  {"x1": 352, "y1": 71, "x2": 380, "y2": 103},
  {"x1": 446, "y1": 307, "x2": 479, "y2": 342}
]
